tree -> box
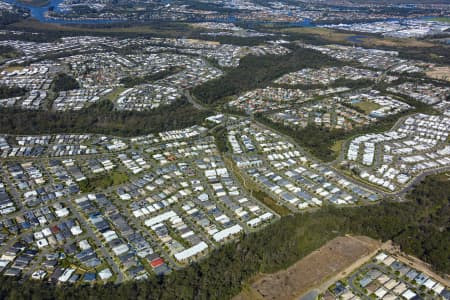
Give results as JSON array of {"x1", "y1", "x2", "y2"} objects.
[{"x1": 52, "y1": 73, "x2": 80, "y2": 93}]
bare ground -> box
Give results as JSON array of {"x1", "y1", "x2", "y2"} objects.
[
  {"x1": 426, "y1": 66, "x2": 450, "y2": 82},
  {"x1": 235, "y1": 235, "x2": 381, "y2": 300}
]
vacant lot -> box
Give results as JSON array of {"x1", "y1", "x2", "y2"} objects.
[
  {"x1": 426, "y1": 66, "x2": 450, "y2": 82},
  {"x1": 238, "y1": 236, "x2": 381, "y2": 300},
  {"x1": 281, "y1": 27, "x2": 355, "y2": 44},
  {"x1": 0, "y1": 65, "x2": 23, "y2": 72},
  {"x1": 280, "y1": 27, "x2": 435, "y2": 49},
  {"x1": 331, "y1": 139, "x2": 345, "y2": 156},
  {"x1": 363, "y1": 37, "x2": 434, "y2": 48}
]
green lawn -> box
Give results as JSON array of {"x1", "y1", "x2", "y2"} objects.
[
  {"x1": 103, "y1": 87, "x2": 127, "y2": 103},
  {"x1": 430, "y1": 17, "x2": 450, "y2": 23},
  {"x1": 353, "y1": 101, "x2": 381, "y2": 114},
  {"x1": 331, "y1": 139, "x2": 345, "y2": 156}
]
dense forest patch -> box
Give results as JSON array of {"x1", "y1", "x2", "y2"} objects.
[{"x1": 0, "y1": 99, "x2": 211, "y2": 136}]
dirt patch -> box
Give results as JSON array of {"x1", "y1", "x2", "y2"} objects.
[
  {"x1": 426, "y1": 66, "x2": 450, "y2": 82},
  {"x1": 242, "y1": 235, "x2": 381, "y2": 300},
  {"x1": 1, "y1": 65, "x2": 24, "y2": 73}
]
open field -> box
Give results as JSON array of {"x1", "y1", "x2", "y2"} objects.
[
  {"x1": 0, "y1": 65, "x2": 24, "y2": 73},
  {"x1": 103, "y1": 87, "x2": 126, "y2": 103},
  {"x1": 363, "y1": 36, "x2": 435, "y2": 48},
  {"x1": 331, "y1": 139, "x2": 345, "y2": 156},
  {"x1": 426, "y1": 66, "x2": 450, "y2": 82},
  {"x1": 235, "y1": 235, "x2": 381, "y2": 300},
  {"x1": 238, "y1": 285, "x2": 265, "y2": 300},
  {"x1": 280, "y1": 27, "x2": 355, "y2": 44},
  {"x1": 430, "y1": 17, "x2": 450, "y2": 23},
  {"x1": 353, "y1": 101, "x2": 381, "y2": 114},
  {"x1": 279, "y1": 27, "x2": 436, "y2": 48}
]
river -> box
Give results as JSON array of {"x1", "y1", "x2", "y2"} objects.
[
  {"x1": 3, "y1": 0, "x2": 436, "y2": 28},
  {"x1": 4, "y1": 0, "x2": 316, "y2": 26},
  {"x1": 4, "y1": 0, "x2": 116, "y2": 24}
]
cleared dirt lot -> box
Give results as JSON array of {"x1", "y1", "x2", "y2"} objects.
[
  {"x1": 236, "y1": 235, "x2": 381, "y2": 300},
  {"x1": 426, "y1": 66, "x2": 450, "y2": 82}
]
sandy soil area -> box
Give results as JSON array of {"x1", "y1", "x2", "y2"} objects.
[
  {"x1": 426, "y1": 66, "x2": 450, "y2": 82},
  {"x1": 235, "y1": 235, "x2": 381, "y2": 300}
]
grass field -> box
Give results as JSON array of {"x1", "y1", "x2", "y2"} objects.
[
  {"x1": 353, "y1": 101, "x2": 381, "y2": 114},
  {"x1": 235, "y1": 285, "x2": 265, "y2": 300},
  {"x1": 0, "y1": 65, "x2": 23, "y2": 73},
  {"x1": 430, "y1": 17, "x2": 450, "y2": 23},
  {"x1": 103, "y1": 87, "x2": 127, "y2": 103},
  {"x1": 279, "y1": 27, "x2": 435, "y2": 49},
  {"x1": 280, "y1": 27, "x2": 355, "y2": 44},
  {"x1": 363, "y1": 36, "x2": 435, "y2": 48},
  {"x1": 331, "y1": 139, "x2": 345, "y2": 156}
]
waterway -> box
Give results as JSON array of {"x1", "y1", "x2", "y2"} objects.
[
  {"x1": 2, "y1": 0, "x2": 440, "y2": 28},
  {"x1": 4, "y1": 0, "x2": 115, "y2": 24},
  {"x1": 4, "y1": 0, "x2": 316, "y2": 26}
]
